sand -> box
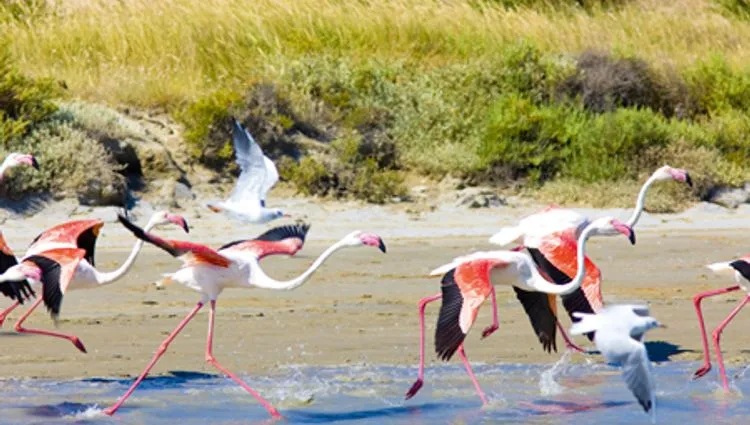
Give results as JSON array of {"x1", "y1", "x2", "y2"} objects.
[{"x1": 0, "y1": 196, "x2": 749, "y2": 380}]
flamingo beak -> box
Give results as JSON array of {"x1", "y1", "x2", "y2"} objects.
[
  {"x1": 613, "y1": 221, "x2": 636, "y2": 245},
  {"x1": 360, "y1": 233, "x2": 386, "y2": 253},
  {"x1": 167, "y1": 214, "x2": 190, "y2": 233},
  {"x1": 378, "y1": 239, "x2": 387, "y2": 253},
  {"x1": 30, "y1": 156, "x2": 40, "y2": 170},
  {"x1": 685, "y1": 172, "x2": 693, "y2": 188},
  {"x1": 668, "y1": 168, "x2": 692, "y2": 187}
]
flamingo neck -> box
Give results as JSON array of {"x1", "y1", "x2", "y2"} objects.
[
  {"x1": 527, "y1": 224, "x2": 597, "y2": 296},
  {"x1": 251, "y1": 239, "x2": 349, "y2": 290},
  {"x1": 95, "y1": 218, "x2": 158, "y2": 284},
  {"x1": 626, "y1": 173, "x2": 659, "y2": 228}
]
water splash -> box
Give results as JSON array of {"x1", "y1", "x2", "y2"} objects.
[{"x1": 539, "y1": 350, "x2": 572, "y2": 396}]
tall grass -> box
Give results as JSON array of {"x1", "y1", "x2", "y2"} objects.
[{"x1": 2, "y1": 0, "x2": 750, "y2": 107}]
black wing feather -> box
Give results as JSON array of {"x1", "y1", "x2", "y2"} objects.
[
  {"x1": 512, "y1": 287, "x2": 557, "y2": 353},
  {"x1": 434, "y1": 269, "x2": 467, "y2": 361},
  {"x1": 218, "y1": 223, "x2": 311, "y2": 251},
  {"x1": 77, "y1": 227, "x2": 99, "y2": 267},
  {"x1": 25, "y1": 255, "x2": 63, "y2": 319}
]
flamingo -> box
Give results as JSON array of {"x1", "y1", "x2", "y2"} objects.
[
  {"x1": 570, "y1": 304, "x2": 662, "y2": 420},
  {"x1": 206, "y1": 118, "x2": 289, "y2": 223},
  {"x1": 0, "y1": 211, "x2": 189, "y2": 352},
  {"x1": 405, "y1": 217, "x2": 636, "y2": 404},
  {"x1": 488, "y1": 165, "x2": 691, "y2": 352},
  {"x1": 692, "y1": 256, "x2": 750, "y2": 390},
  {"x1": 0, "y1": 152, "x2": 39, "y2": 183},
  {"x1": 103, "y1": 214, "x2": 387, "y2": 418}
]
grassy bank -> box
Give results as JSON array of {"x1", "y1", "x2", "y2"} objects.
[{"x1": 2, "y1": 0, "x2": 750, "y2": 207}]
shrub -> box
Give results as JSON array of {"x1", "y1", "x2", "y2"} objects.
[
  {"x1": 683, "y1": 55, "x2": 750, "y2": 114},
  {"x1": 714, "y1": 0, "x2": 750, "y2": 20},
  {"x1": 283, "y1": 156, "x2": 337, "y2": 197}
]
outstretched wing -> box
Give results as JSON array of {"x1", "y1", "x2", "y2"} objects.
[
  {"x1": 26, "y1": 219, "x2": 103, "y2": 266},
  {"x1": 219, "y1": 223, "x2": 310, "y2": 259},
  {"x1": 24, "y1": 248, "x2": 86, "y2": 319},
  {"x1": 228, "y1": 118, "x2": 275, "y2": 206},
  {"x1": 512, "y1": 287, "x2": 558, "y2": 353},
  {"x1": 622, "y1": 343, "x2": 656, "y2": 416}
]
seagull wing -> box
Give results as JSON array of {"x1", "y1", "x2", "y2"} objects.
[
  {"x1": 228, "y1": 119, "x2": 268, "y2": 206},
  {"x1": 622, "y1": 342, "x2": 656, "y2": 417},
  {"x1": 260, "y1": 156, "x2": 279, "y2": 207}
]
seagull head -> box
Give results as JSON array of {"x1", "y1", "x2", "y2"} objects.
[{"x1": 265, "y1": 208, "x2": 290, "y2": 221}]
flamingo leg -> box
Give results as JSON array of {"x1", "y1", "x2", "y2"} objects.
[
  {"x1": 13, "y1": 297, "x2": 87, "y2": 353},
  {"x1": 481, "y1": 286, "x2": 499, "y2": 339},
  {"x1": 0, "y1": 300, "x2": 20, "y2": 327},
  {"x1": 103, "y1": 301, "x2": 204, "y2": 416},
  {"x1": 405, "y1": 292, "x2": 442, "y2": 400},
  {"x1": 692, "y1": 285, "x2": 741, "y2": 380},
  {"x1": 205, "y1": 300, "x2": 281, "y2": 419},
  {"x1": 457, "y1": 344, "x2": 489, "y2": 405},
  {"x1": 712, "y1": 295, "x2": 750, "y2": 392},
  {"x1": 556, "y1": 320, "x2": 585, "y2": 353}
]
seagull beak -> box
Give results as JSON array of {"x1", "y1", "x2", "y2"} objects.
[
  {"x1": 283, "y1": 213, "x2": 292, "y2": 218},
  {"x1": 378, "y1": 239, "x2": 387, "y2": 253},
  {"x1": 658, "y1": 323, "x2": 667, "y2": 329}
]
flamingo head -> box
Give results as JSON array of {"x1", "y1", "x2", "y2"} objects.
[
  {"x1": 151, "y1": 211, "x2": 190, "y2": 233},
  {"x1": 588, "y1": 217, "x2": 636, "y2": 245},
  {"x1": 343, "y1": 231, "x2": 387, "y2": 253},
  {"x1": 3, "y1": 153, "x2": 39, "y2": 171},
  {"x1": 654, "y1": 165, "x2": 692, "y2": 187},
  {"x1": 0, "y1": 263, "x2": 42, "y2": 284}
]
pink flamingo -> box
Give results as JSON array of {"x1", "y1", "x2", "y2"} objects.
[
  {"x1": 103, "y1": 215, "x2": 386, "y2": 418},
  {"x1": 0, "y1": 211, "x2": 189, "y2": 352},
  {"x1": 488, "y1": 165, "x2": 692, "y2": 352},
  {"x1": 405, "y1": 217, "x2": 635, "y2": 404},
  {"x1": 0, "y1": 152, "x2": 38, "y2": 183},
  {"x1": 692, "y1": 256, "x2": 750, "y2": 390}
]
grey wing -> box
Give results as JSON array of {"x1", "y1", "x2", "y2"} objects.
[
  {"x1": 622, "y1": 342, "x2": 656, "y2": 415},
  {"x1": 260, "y1": 156, "x2": 279, "y2": 206},
  {"x1": 229, "y1": 119, "x2": 267, "y2": 204}
]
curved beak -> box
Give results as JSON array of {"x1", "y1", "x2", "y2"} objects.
[
  {"x1": 378, "y1": 239, "x2": 387, "y2": 253},
  {"x1": 167, "y1": 214, "x2": 190, "y2": 234},
  {"x1": 30, "y1": 156, "x2": 40, "y2": 170},
  {"x1": 613, "y1": 221, "x2": 636, "y2": 245},
  {"x1": 685, "y1": 172, "x2": 693, "y2": 188}
]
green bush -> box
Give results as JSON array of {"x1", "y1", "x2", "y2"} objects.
[
  {"x1": 714, "y1": 0, "x2": 750, "y2": 20},
  {"x1": 683, "y1": 55, "x2": 750, "y2": 114},
  {"x1": 0, "y1": 49, "x2": 60, "y2": 145}
]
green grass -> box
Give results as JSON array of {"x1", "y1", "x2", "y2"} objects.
[{"x1": 3, "y1": 0, "x2": 750, "y2": 205}]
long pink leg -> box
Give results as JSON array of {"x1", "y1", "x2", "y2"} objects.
[
  {"x1": 692, "y1": 286, "x2": 741, "y2": 379},
  {"x1": 104, "y1": 302, "x2": 204, "y2": 416},
  {"x1": 405, "y1": 293, "x2": 442, "y2": 400},
  {"x1": 13, "y1": 297, "x2": 87, "y2": 353},
  {"x1": 556, "y1": 320, "x2": 585, "y2": 353},
  {"x1": 712, "y1": 295, "x2": 750, "y2": 392},
  {"x1": 481, "y1": 286, "x2": 499, "y2": 339},
  {"x1": 457, "y1": 344, "x2": 488, "y2": 405},
  {"x1": 205, "y1": 300, "x2": 282, "y2": 419},
  {"x1": 0, "y1": 301, "x2": 20, "y2": 327}
]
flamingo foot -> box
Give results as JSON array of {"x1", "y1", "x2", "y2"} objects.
[
  {"x1": 693, "y1": 363, "x2": 712, "y2": 380},
  {"x1": 102, "y1": 407, "x2": 116, "y2": 416},
  {"x1": 481, "y1": 325, "x2": 499, "y2": 339},
  {"x1": 405, "y1": 379, "x2": 424, "y2": 400}
]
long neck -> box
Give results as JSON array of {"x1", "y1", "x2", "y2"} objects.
[
  {"x1": 95, "y1": 219, "x2": 156, "y2": 284},
  {"x1": 528, "y1": 225, "x2": 597, "y2": 296},
  {"x1": 627, "y1": 173, "x2": 659, "y2": 228},
  {"x1": 251, "y1": 239, "x2": 349, "y2": 290}
]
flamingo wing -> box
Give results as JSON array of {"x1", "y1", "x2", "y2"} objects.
[
  {"x1": 27, "y1": 219, "x2": 103, "y2": 266},
  {"x1": 117, "y1": 215, "x2": 231, "y2": 268},
  {"x1": 24, "y1": 248, "x2": 85, "y2": 318},
  {"x1": 228, "y1": 118, "x2": 276, "y2": 207},
  {"x1": 0, "y1": 232, "x2": 35, "y2": 303},
  {"x1": 435, "y1": 260, "x2": 493, "y2": 361},
  {"x1": 512, "y1": 288, "x2": 558, "y2": 353},
  {"x1": 219, "y1": 223, "x2": 310, "y2": 259}
]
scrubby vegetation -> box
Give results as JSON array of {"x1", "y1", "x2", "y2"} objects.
[{"x1": 3, "y1": 0, "x2": 750, "y2": 208}]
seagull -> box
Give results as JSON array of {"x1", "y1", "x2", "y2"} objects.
[
  {"x1": 570, "y1": 304, "x2": 661, "y2": 422},
  {"x1": 206, "y1": 118, "x2": 288, "y2": 224}
]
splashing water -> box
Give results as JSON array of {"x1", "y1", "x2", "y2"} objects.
[{"x1": 1, "y1": 362, "x2": 750, "y2": 424}]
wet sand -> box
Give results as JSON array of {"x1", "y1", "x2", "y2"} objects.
[{"x1": 1, "y1": 209, "x2": 749, "y2": 380}]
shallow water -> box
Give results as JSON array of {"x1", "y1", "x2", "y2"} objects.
[{"x1": 1, "y1": 360, "x2": 749, "y2": 425}]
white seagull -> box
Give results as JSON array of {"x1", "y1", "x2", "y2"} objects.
[
  {"x1": 206, "y1": 118, "x2": 288, "y2": 223},
  {"x1": 570, "y1": 304, "x2": 661, "y2": 422}
]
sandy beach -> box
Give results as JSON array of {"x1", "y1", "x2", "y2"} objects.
[{"x1": 1, "y1": 196, "x2": 749, "y2": 380}]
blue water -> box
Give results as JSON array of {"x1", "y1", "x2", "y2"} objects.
[{"x1": 1, "y1": 358, "x2": 749, "y2": 425}]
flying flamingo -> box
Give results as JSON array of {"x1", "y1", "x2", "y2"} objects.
[
  {"x1": 692, "y1": 256, "x2": 750, "y2": 390},
  {"x1": 0, "y1": 211, "x2": 189, "y2": 352},
  {"x1": 570, "y1": 304, "x2": 662, "y2": 419},
  {"x1": 488, "y1": 165, "x2": 691, "y2": 352},
  {"x1": 405, "y1": 217, "x2": 636, "y2": 404},
  {"x1": 103, "y1": 215, "x2": 386, "y2": 418},
  {"x1": 0, "y1": 152, "x2": 39, "y2": 183},
  {"x1": 206, "y1": 118, "x2": 289, "y2": 223}
]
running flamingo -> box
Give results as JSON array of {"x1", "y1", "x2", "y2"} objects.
[
  {"x1": 693, "y1": 256, "x2": 750, "y2": 390},
  {"x1": 0, "y1": 152, "x2": 39, "y2": 183},
  {"x1": 489, "y1": 165, "x2": 691, "y2": 351},
  {"x1": 405, "y1": 217, "x2": 635, "y2": 403},
  {"x1": 0, "y1": 211, "x2": 189, "y2": 352},
  {"x1": 104, "y1": 215, "x2": 386, "y2": 418}
]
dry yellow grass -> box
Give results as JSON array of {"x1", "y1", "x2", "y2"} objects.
[{"x1": 3, "y1": 0, "x2": 750, "y2": 107}]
